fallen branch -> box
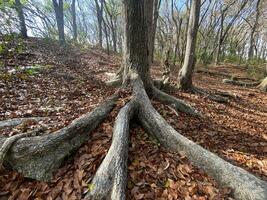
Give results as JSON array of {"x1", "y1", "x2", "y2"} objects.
[
  {"x1": 223, "y1": 79, "x2": 260, "y2": 87},
  {"x1": 0, "y1": 95, "x2": 118, "y2": 181}
]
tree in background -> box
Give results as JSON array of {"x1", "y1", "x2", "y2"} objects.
[
  {"x1": 94, "y1": 0, "x2": 105, "y2": 48},
  {"x1": 177, "y1": 0, "x2": 201, "y2": 90},
  {"x1": 71, "y1": 0, "x2": 77, "y2": 41},
  {"x1": 14, "y1": 0, "x2": 27, "y2": 38},
  {"x1": 52, "y1": 0, "x2": 65, "y2": 45}
]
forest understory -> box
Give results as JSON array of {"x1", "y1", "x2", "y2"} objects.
[{"x1": 0, "y1": 37, "x2": 266, "y2": 200}]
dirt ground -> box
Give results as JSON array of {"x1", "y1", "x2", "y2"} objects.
[{"x1": 0, "y1": 37, "x2": 266, "y2": 200}]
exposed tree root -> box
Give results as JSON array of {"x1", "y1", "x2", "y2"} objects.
[
  {"x1": 153, "y1": 79, "x2": 234, "y2": 104},
  {"x1": 257, "y1": 77, "x2": 267, "y2": 92},
  {"x1": 2, "y1": 77, "x2": 267, "y2": 200},
  {"x1": 196, "y1": 69, "x2": 231, "y2": 78},
  {"x1": 105, "y1": 66, "x2": 123, "y2": 87},
  {"x1": 85, "y1": 100, "x2": 136, "y2": 200},
  {"x1": 0, "y1": 95, "x2": 118, "y2": 181},
  {"x1": 196, "y1": 69, "x2": 257, "y2": 82},
  {"x1": 192, "y1": 87, "x2": 229, "y2": 103},
  {"x1": 152, "y1": 87, "x2": 201, "y2": 117},
  {"x1": 0, "y1": 127, "x2": 44, "y2": 168},
  {"x1": 134, "y1": 78, "x2": 267, "y2": 200},
  {"x1": 223, "y1": 79, "x2": 260, "y2": 87},
  {"x1": 0, "y1": 117, "x2": 48, "y2": 130}
]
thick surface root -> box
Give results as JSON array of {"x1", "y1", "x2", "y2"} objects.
[
  {"x1": 134, "y1": 79, "x2": 267, "y2": 200},
  {"x1": 85, "y1": 100, "x2": 135, "y2": 200},
  {"x1": 0, "y1": 117, "x2": 48, "y2": 130},
  {"x1": 196, "y1": 69, "x2": 257, "y2": 82},
  {"x1": 152, "y1": 86, "x2": 201, "y2": 117},
  {"x1": 0, "y1": 127, "x2": 44, "y2": 168},
  {"x1": 192, "y1": 87, "x2": 229, "y2": 103},
  {"x1": 105, "y1": 66, "x2": 123, "y2": 87},
  {"x1": 0, "y1": 95, "x2": 118, "y2": 181},
  {"x1": 223, "y1": 79, "x2": 260, "y2": 87},
  {"x1": 257, "y1": 77, "x2": 267, "y2": 92}
]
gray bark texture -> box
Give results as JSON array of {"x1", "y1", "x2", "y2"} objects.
[
  {"x1": 0, "y1": 95, "x2": 118, "y2": 181},
  {"x1": 133, "y1": 78, "x2": 267, "y2": 200},
  {"x1": 257, "y1": 77, "x2": 267, "y2": 92},
  {"x1": 71, "y1": 0, "x2": 77, "y2": 41},
  {"x1": 15, "y1": 0, "x2": 27, "y2": 38},
  {"x1": 85, "y1": 100, "x2": 136, "y2": 200},
  {"x1": 52, "y1": 0, "x2": 65, "y2": 45},
  {"x1": 177, "y1": 0, "x2": 201, "y2": 90}
]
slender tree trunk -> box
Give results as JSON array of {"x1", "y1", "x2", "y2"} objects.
[
  {"x1": 94, "y1": 0, "x2": 104, "y2": 48},
  {"x1": 52, "y1": 0, "x2": 65, "y2": 45},
  {"x1": 248, "y1": 0, "x2": 261, "y2": 60},
  {"x1": 15, "y1": 0, "x2": 27, "y2": 38},
  {"x1": 172, "y1": 0, "x2": 182, "y2": 67},
  {"x1": 71, "y1": 0, "x2": 77, "y2": 41},
  {"x1": 104, "y1": 2, "x2": 117, "y2": 52},
  {"x1": 150, "y1": 0, "x2": 161, "y2": 64},
  {"x1": 103, "y1": 17, "x2": 110, "y2": 55},
  {"x1": 177, "y1": 0, "x2": 201, "y2": 90},
  {"x1": 215, "y1": 13, "x2": 224, "y2": 65}
]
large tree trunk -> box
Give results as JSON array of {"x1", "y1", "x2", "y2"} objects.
[
  {"x1": 71, "y1": 0, "x2": 77, "y2": 41},
  {"x1": 177, "y1": 0, "x2": 201, "y2": 90},
  {"x1": 121, "y1": 0, "x2": 152, "y2": 91},
  {"x1": 52, "y1": 0, "x2": 65, "y2": 45},
  {"x1": 14, "y1": 0, "x2": 27, "y2": 38}
]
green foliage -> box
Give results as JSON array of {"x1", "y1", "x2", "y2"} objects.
[
  {"x1": 25, "y1": 68, "x2": 40, "y2": 75},
  {"x1": 63, "y1": 2, "x2": 70, "y2": 11},
  {"x1": 0, "y1": 34, "x2": 25, "y2": 57}
]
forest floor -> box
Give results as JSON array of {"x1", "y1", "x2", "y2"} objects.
[{"x1": 0, "y1": 37, "x2": 266, "y2": 200}]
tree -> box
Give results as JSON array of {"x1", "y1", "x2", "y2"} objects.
[
  {"x1": 94, "y1": 0, "x2": 105, "y2": 48},
  {"x1": 177, "y1": 0, "x2": 201, "y2": 90},
  {"x1": 71, "y1": 0, "x2": 77, "y2": 41},
  {"x1": 104, "y1": 0, "x2": 119, "y2": 52},
  {"x1": 248, "y1": 0, "x2": 261, "y2": 60},
  {"x1": 214, "y1": 0, "x2": 248, "y2": 65},
  {"x1": 1, "y1": 0, "x2": 267, "y2": 200},
  {"x1": 14, "y1": 0, "x2": 27, "y2": 38},
  {"x1": 52, "y1": 0, "x2": 65, "y2": 45}
]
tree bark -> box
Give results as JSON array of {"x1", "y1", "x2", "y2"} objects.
[
  {"x1": 257, "y1": 77, "x2": 267, "y2": 92},
  {"x1": 248, "y1": 0, "x2": 261, "y2": 60},
  {"x1": 94, "y1": 0, "x2": 104, "y2": 48},
  {"x1": 52, "y1": 0, "x2": 65, "y2": 45},
  {"x1": 177, "y1": 0, "x2": 201, "y2": 90},
  {"x1": 1, "y1": 95, "x2": 118, "y2": 181},
  {"x1": 71, "y1": 0, "x2": 77, "y2": 41},
  {"x1": 121, "y1": 0, "x2": 153, "y2": 91},
  {"x1": 15, "y1": 0, "x2": 27, "y2": 38}
]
